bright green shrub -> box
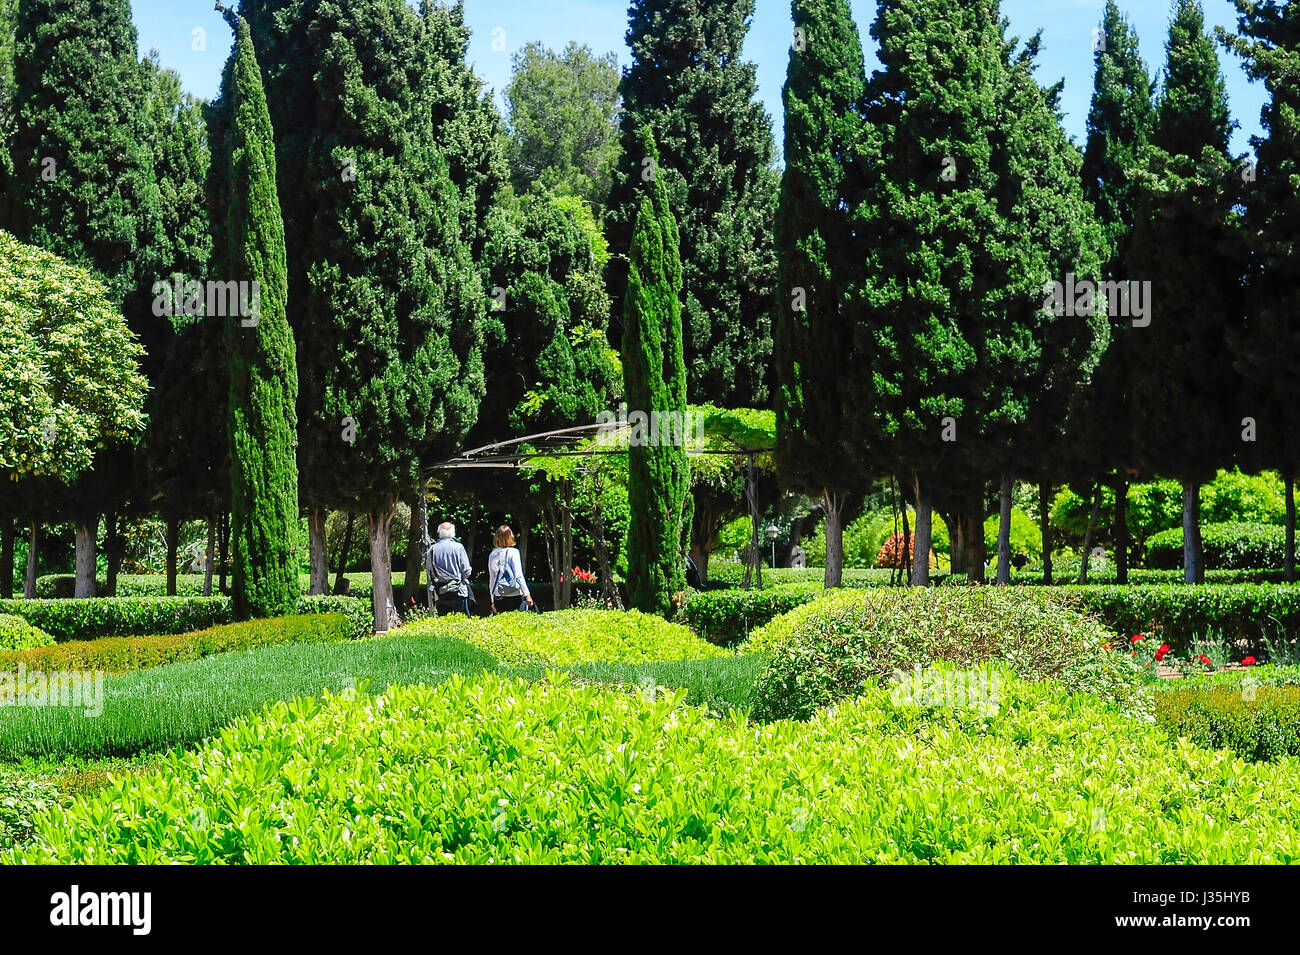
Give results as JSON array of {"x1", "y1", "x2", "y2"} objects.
[
  {"x1": 0, "y1": 613, "x2": 355, "y2": 675},
  {"x1": 0, "y1": 614, "x2": 55, "y2": 652},
  {"x1": 748, "y1": 588, "x2": 1147, "y2": 722},
  {"x1": 704, "y1": 564, "x2": 895, "y2": 587},
  {"x1": 1157, "y1": 685, "x2": 1300, "y2": 762},
  {"x1": 11, "y1": 673, "x2": 1300, "y2": 864},
  {"x1": 402, "y1": 609, "x2": 726, "y2": 667},
  {"x1": 35, "y1": 573, "x2": 378, "y2": 600},
  {"x1": 803, "y1": 509, "x2": 952, "y2": 568},
  {"x1": 684, "y1": 584, "x2": 825, "y2": 645},
  {"x1": 0, "y1": 597, "x2": 232, "y2": 642},
  {"x1": 0, "y1": 773, "x2": 56, "y2": 851},
  {"x1": 1143, "y1": 522, "x2": 1286, "y2": 570},
  {"x1": 296, "y1": 595, "x2": 371, "y2": 639},
  {"x1": 982, "y1": 507, "x2": 1041, "y2": 564}
]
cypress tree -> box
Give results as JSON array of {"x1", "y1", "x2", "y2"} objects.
[
  {"x1": 0, "y1": 0, "x2": 14, "y2": 186},
  {"x1": 212, "y1": 7, "x2": 299, "y2": 619},
  {"x1": 608, "y1": 0, "x2": 778, "y2": 407},
  {"x1": 1221, "y1": 0, "x2": 1300, "y2": 580},
  {"x1": 1128, "y1": 0, "x2": 1241, "y2": 584},
  {"x1": 623, "y1": 130, "x2": 689, "y2": 618},
  {"x1": 774, "y1": 0, "x2": 870, "y2": 589}
]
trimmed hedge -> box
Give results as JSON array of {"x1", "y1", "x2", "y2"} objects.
[
  {"x1": 1157, "y1": 685, "x2": 1300, "y2": 762},
  {"x1": 0, "y1": 613, "x2": 356, "y2": 676},
  {"x1": 11, "y1": 672, "x2": 1300, "y2": 864},
  {"x1": 0, "y1": 614, "x2": 56, "y2": 653},
  {"x1": 747, "y1": 588, "x2": 1148, "y2": 722},
  {"x1": 685, "y1": 584, "x2": 829, "y2": 645},
  {"x1": 35, "y1": 573, "x2": 382, "y2": 600},
  {"x1": 702, "y1": 564, "x2": 903, "y2": 588},
  {"x1": 402, "y1": 609, "x2": 727, "y2": 667},
  {"x1": 1017, "y1": 568, "x2": 1291, "y2": 586},
  {"x1": 0, "y1": 594, "x2": 372, "y2": 642},
  {"x1": 1143, "y1": 522, "x2": 1286, "y2": 570}
]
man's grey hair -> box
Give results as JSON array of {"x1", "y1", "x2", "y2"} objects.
[{"x1": 437, "y1": 522, "x2": 456, "y2": 540}]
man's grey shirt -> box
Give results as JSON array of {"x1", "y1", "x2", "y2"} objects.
[{"x1": 428, "y1": 538, "x2": 472, "y2": 597}]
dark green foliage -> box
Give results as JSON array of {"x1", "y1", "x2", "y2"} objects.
[
  {"x1": 622, "y1": 131, "x2": 689, "y2": 619},
  {"x1": 0, "y1": 596, "x2": 232, "y2": 642},
  {"x1": 1157, "y1": 686, "x2": 1300, "y2": 762},
  {"x1": 774, "y1": 0, "x2": 868, "y2": 498},
  {"x1": 505, "y1": 42, "x2": 621, "y2": 204},
  {"x1": 608, "y1": 0, "x2": 778, "y2": 406},
  {"x1": 683, "y1": 584, "x2": 835, "y2": 646},
  {"x1": 212, "y1": 12, "x2": 300, "y2": 620},
  {"x1": 478, "y1": 192, "x2": 618, "y2": 437},
  {"x1": 0, "y1": 0, "x2": 14, "y2": 182},
  {"x1": 1143, "y1": 522, "x2": 1288, "y2": 570}
]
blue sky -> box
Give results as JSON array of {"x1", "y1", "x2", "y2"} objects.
[{"x1": 131, "y1": 0, "x2": 1266, "y2": 156}]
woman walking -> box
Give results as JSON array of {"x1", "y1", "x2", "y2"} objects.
[{"x1": 488, "y1": 525, "x2": 534, "y2": 614}]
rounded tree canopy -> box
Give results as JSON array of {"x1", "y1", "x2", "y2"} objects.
[{"x1": 0, "y1": 230, "x2": 148, "y2": 482}]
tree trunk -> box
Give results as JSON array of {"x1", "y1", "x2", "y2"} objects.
[
  {"x1": 950, "y1": 510, "x2": 966, "y2": 576},
  {"x1": 104, "y1": 510, "x2": 123, "y2": 596},
  {"x1": 307, "y1": 507, "x2": 329, "y2": 595},
  {"x1": 219, "y1": 512, "x2": 230, "y2": 594},
  {"x1": 911, "y1": 474, "x2": 932, "y2": 586},
  {"x1": 402, "y1": 495, "x2": 423, "y2": 606},
  {"x1": 1182, "y1": 481, "x2": 1203, "y2": 585},
  {"x1": 996, "y1": 473, "x2": 1013, "y2": 585},
  {"x1": 1038, "y1": 482, "x2": 1053, "y2": 585},
  {"x1": 24, "y1": 523, "x2": 39, "y2": 598},
  {"x1": 1285, "y1": 473, "x2": 1295, "y2": 584},
  {"x1": 591, "y1": 473, "x2": 621, "y2": 609},
  {"x1": 965, "y1": 509, "x2": 986, "y2": 585},
  {"x1": 561, "y1": 499, "x2": 574, "y2": 609},
  {"x1": 333, "y1": 512, "x2": 355, "y2": 594},
  {"x1": 165, "y1": 516, "x2": 180, "y2": 596},
  {"x1": 1114, "y1": 474, "x2": 1129, "y2": 585},
  {"x1": 367, "y1": 503, "x2": 397, "y2": 634},
  {"x1": 74, "y1": 518, "x2": 97, "y2": 598},
  {"x1": 823, "y1": 490, "x2": 843, "y2": 589},
  {"x1": 203, "y1": 513, "x2": 216, "y2": 597},
  {"x1": 0, "y1": 516, "x2": 13, "y2": 600},
  {"x1": 1078, "y1": 484, "x2": 1101, "y2": 585},
  {"x1": 517, "y1": 507, "x2": 531, "y2": 571}
]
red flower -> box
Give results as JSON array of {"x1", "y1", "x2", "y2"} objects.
[
  {"x1": 1131, "y1": 634, "x2": 1145, "y2": 644},
  {"x1": 1242, "y1": 656, "x2": 1257, "y2": 667},
  {"x1": 1199, "y1": 654, "x2": 1213, "y2": 667},
  {"x1": 1154, "y1": 646, "x2": 1169, "y2": 662},
  {"x1": 1102, "y1": 643, "x2": 1113, "y2": 651}
]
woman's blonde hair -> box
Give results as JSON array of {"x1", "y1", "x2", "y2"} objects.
[{"x1": 494, "y1": 525, "x2": 516, "y2": 548}]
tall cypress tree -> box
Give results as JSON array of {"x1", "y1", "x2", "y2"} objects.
[
  {"x1": 623, "y1": 130, "x2": 689, "y2": 618},
  {"x1": 608, "y1": 0, "x2": 778, "y2": 407},
  {"x1": 1128, "y1": 0, "x2": 1241, "y2": 584},
  {"x1": 774, "y1": 0, "x2": 869, "y2": 589},
  {"x1": 0, "y1": 0, "x2": 14, "y2": 187},
  {"x1": 212, "y1": 7, "x2": 299, "y2": 620},
  {"x1": 1221, "y1": 0, "x2": 1300, "y2": 580},
  {"x1": 1072, "y1": 0, "x2": 1156, "y2": 584}
]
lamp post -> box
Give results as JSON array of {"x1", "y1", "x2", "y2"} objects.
[{"x1": 765, "y1": 523, "x2": 779, "y2": 569}]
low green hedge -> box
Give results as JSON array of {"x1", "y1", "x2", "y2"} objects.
[
  {"x1": 747, "y1": 588, "x2": 1147, "y2": 722},
  {"x1": 1157, "y1": 685, "x2": 1300, "y2": 762},
  {"x1": 684, "y1": 584, "x2": 829, "y2": 645},
  {"x1": 402, "y1": 609, "x2": 727, "y2": 667},
  {"x1": 12, "y1": 672, "x2": 1300, "y2": 864},
  {"x1": 703, "y1": 565, "x2": 902, "y2": 588},
  {"x1": 0, "y1": 594, "x2": 371, "y2": 642},
  {"x1": 1143, "y1": 522, "x2": 1287, "y2": 570},
  {"x1": 35, "y1": 573, "x2": 382, "y2": 600},
  {"x1": 0, "y1": 613, "x2": 357, "y2": 676},
  {"x1": 0, "y1": 614, "x2": 56, "y2": 653},
  {"x1": 1017, "y1": 568, "x2": 1291, "y2": 586}
]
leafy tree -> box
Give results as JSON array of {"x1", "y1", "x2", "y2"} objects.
[
  {"x1": 0, "y1": 0, "x2": 14, "y2": 184},
  {"x1": 210, "y1": 8, "x2": 300, "y2": 620},
  {"x1": 608, "y1": 0, "x2": 779, "y2": 406},
  {"x1": 1127, "y1": 0, "x2": 1243, "y2": 584},
  {"x1": 774, "y1": 0, "x2": 870, "y2": 589},
  {"x1": 0, "y1": 231, "x2": 148, "y2": 481},
  {"x1": 622, "y1": 130, "x2": 689, "y2": 618},
  {"x1": 505, "y1": 42, "x2": 621, "y2": 205},
  {"x1": 1220, "y1": 0, "x2": 1300, "y2": 580}
]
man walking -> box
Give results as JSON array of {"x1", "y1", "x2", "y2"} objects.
[{"x1": 427, "y1": 522, "x2": 473, "y2": 616}]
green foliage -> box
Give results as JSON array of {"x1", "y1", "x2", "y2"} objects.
[
  {"x1": 982, "y1": 508, "x2": 1041, "y2": 568},
  {"x1": 0, "y1": 771, "x2": 54, "y2": 851},
  {"x1": 0, "y1": 612, "x2": 53, "y2": 651},
  {"x1": 0, "y1": 0, "x2": 14, "y2": 181},
  {"x1": 684, "y1": 585, "x2": 832, "y2": 647},
  {"x1": 0, "y1": 231, "x2": 148, "y2": 481},
  {"x1": 505, "y1": 41, "x2": 621, "y2": 204},
  {"x1": 212, "y1": 12, "x2": 299, "y2": 620},
  {"x1": 622, "y1": 130, "x2": 690, "y2": 618},
  {"x1": 803, "y1": 509, "x2": 951, "y2": 569},
  {"x1": 608, "y1": 0, "x2": 778, "y2": 406},
  {"x1": 705, "y1": 564, "x2": 896, "y2": 588},
  {"x1": 0, "y1": 613, "x2": 354, "y2": 675},
  {"x1": 1143, "y1": 522, "x2": 1287, "y2": 570},
  {"x1": 402, "y1": 609, "x2": 725, "y2": 668},
  {"x1": 1157, "y1": 685, "x2": 1300, "y2": 762},
  {"x1": 749, "y1": 588, "x2": 1148, "y2": 723},
  {"x1": 16, "y1": 672, "x2": 1300, "y2": 863}
]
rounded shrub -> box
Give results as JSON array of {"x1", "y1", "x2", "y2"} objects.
[
  {"x1": 0, "y1": 614, "x2": 56, "y2": 653},
  {"x1": 1143, "y1": 522, "x2": 1286, "y2": 570},
  {"x1": 747, "y1": 587, "x2": 1147, "y2": 722}
]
